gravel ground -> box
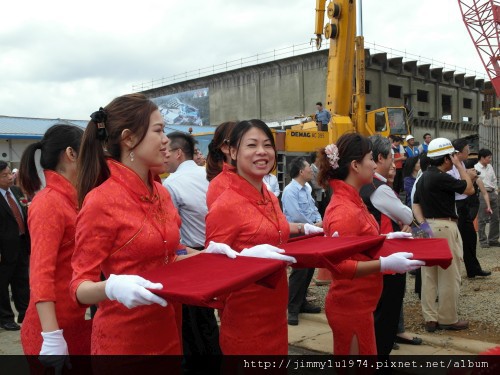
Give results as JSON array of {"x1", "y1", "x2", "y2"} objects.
[{"x1": 306, "y1": 241, "x2": 500, "y2": 344}]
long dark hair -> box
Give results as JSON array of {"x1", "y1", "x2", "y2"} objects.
[
  {"x1": 19, "y1": 124, "x2": 83, "y2": 197},
  {"x1": 229, "y1": 119, "x2": 277, "y2": 174},
  {"x1": 206, "y1": 121, "x2": 237, "y2": 181},
  {"x1": 317, "y1": 132, "x2": 372, "y2": 188},
  {"x1": 77, "y1": 93, "x2": 158, "y2": 207},
  {"x1": 403, "y1": 155, "x2": 420, "y2": 178}
]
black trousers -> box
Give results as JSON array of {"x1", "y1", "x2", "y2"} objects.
[
  {"x1": 456, "y1": 200, "x2": 482, "y2": 276},
  {"x1": 182, "y1": 305, "x2": 222, "y2": 374},
  {"x1": 0, "y1": 236, "x2": 29, "y2": 323},
  {"x1": 374, "y1": 273, "x2": 406, "y2": 356},
  {"x1": 288, "y1": 268, "x2": 315, "y2": 313},
  {"x1": 182, "y1": 246, "x2": 221, "y2": 367},
  {"x1": 182, "y1": 305, "x2": 221, "y2": 355}
]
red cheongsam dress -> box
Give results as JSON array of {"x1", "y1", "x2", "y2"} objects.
[
  {"x1": 70, "y1": 159, "x2": 182, "y2": 355},
  {"x1": 206, "y1": 163, "x2": 236, "y2": 209},
  {"x1": 21, "y1": 171, "x2": 91, "y2": 355},
  {"x1": 205, "y1": 173, "x2": 290, "y2": 354},
  {"x1": 323, "y1": 179, "x2": 382, "y2": 355}
]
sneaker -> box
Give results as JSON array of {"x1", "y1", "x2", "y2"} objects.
[{"x1": 439, "y1": 320, "x2": 469, "y2": 330}]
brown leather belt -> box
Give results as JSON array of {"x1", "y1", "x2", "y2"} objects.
[{"x1": 428, "y1": 217, "x2": 458, "y2": 223}]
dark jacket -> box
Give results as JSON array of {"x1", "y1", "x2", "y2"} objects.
[{"x1": 0, "y1": 186, "x2": 30, "y2": 263}]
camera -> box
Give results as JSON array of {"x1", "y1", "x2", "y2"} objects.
[{"x1": 476, "y1": 171, "x2": 481, "y2": 175}]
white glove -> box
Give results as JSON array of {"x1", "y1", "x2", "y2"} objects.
[
  {"x1": 304, "y1": 223, "x2": 324, "y2": 235},
  {"x1": 240, "y1": 244, "x2": 297, "y2": 263},
  {"x1": 39, "y1": 329, "x2": 71, "y2": 374},
  {"x1": 380, "y1": 252, "x2": 426, "y2": 274},
  {"x1": 331, "y1": 231, "x2": 339, "y2": 237},
  {"x1": 105, "y1": 274, "x2": 167, "y2": 309},
  {"x1": 386, "y1": 231, "x2": 413, "y2": 239},
  {"x1": 204, "y1": 241, "x2": 239, "y2": 259}
]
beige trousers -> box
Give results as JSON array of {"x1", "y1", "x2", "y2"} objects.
[{"x1": 421, "y1": 219, "x2": 463, "y2": 325}]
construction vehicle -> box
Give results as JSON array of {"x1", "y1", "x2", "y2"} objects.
[
  {"x1": 190, "y1": 0, "x2": 410, "y2": 186},
  {"x1": 279, "y1": 0, "x2": 409, "y2": 152},
  {"x1": 272, "y1": 0, "x2": 409, "y2": 188}
]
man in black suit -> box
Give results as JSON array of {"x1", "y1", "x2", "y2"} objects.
[{"x1": 0, "y1": 161, "x2": 30, "y2": 331}]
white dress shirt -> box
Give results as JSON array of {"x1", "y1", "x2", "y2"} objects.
[
  {"x1": 370, "y1": 173, "x2": 413, "y2": 225},
  {"x1": 447, "y1": 163, "x2": 468, "y2": 201},
  {"x1": 163, "y1": 160, "x2": 209, "y2": 248},
  {"x1": 475, "y1": 162, "x2": 497, "y2": 191},
  {"x1": 263, "y1": 174, "x2": 280, "y2": 197}
]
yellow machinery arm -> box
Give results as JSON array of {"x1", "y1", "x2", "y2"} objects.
[
  {"x1": 315, "y1": 0, "x2": 358, "y2": 143},
  {"x1": 314, "y1": 0, "x2": 408, "y2": 144}
]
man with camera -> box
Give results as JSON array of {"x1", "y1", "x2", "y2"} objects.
[{"x1": 413, "y1": 138, "x2": 474, "y2": 332}]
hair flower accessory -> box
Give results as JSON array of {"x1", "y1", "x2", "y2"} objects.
[
  {"x1": 325, "y1": 143, "x2": 340, "y2": 169},
  {"x1": 90, "y1": 107, "x2": 108, "y2": 141}
]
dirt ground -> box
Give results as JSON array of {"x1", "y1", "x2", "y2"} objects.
[{"x1": 308, "y1": 244, "x2": 500, "y2": 345}]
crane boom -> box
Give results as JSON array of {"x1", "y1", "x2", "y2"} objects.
[{"x1": 458, "y1": 0, "x2": 500, "y2": 96}]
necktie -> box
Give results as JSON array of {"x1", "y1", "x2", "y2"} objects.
[{"x1": 6, "y1": 191, "x2": 25, "y2": 235}]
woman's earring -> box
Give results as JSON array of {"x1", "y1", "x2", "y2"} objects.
[{"x1": 129, "y1": 151, "x2": 135, "y2": 162}]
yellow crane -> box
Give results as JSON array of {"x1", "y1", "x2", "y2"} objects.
[{"x1": 287, "y1": 0, "x2": 409, "y2": 149}]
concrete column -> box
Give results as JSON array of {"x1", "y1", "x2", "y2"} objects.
[
  {"x1": 298, "y1": 61, "x2": 305, "y2": 115},
  {"x1": 256, "y1": 71, "x2": 262, "y2": 118},
  {"x1": 379, "y1": 69, "x2": 384, "y2": 108},
  {"x1": 457, "y1": 87, "x2": 462, "y2": 138}
]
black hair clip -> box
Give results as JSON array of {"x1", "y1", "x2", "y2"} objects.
[{"x1": 90, "y1": 107, "x2": 108, "y2": 141}]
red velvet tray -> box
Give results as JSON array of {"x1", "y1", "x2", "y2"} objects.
[
  {"x1": 364, "y1": 238, "x2": 453, "y2": 269},
  {"x1": 281, "y1": 235, "x2": 385, "y2": 269},
  {"x1": 140, "y1": 253, "x2": 286, "y2": 308}
]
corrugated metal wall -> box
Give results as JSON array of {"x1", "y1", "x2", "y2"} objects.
[{"x1": 479, "y1": 117, "x2": 500, "y2": 184}]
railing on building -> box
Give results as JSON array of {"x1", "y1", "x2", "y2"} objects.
[{"x1": 132, "y1": 40, "x2": 487, "y2": 92}]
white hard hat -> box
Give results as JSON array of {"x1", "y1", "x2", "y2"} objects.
[
  {"x1": 427, "y1": 137, "x2": 456, "y2": 158},
  {"x1": 405, "y1": 135, "x2": 414, "y2": 141}
]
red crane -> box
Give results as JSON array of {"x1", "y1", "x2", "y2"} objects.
[{"x1": 458, "y1": 0, "x2": 500, "y2": 96}]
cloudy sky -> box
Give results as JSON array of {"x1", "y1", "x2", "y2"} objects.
[{"x1": 0, "y1": 0, "x2": 488, "y2": 121}]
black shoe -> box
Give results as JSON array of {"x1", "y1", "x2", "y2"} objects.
[
  {"x1": 300, "y1": 302, "x2": 321, "y2": 314},
  {"x1": 480, "y1": 243, "x2": 490, "y2": 249},
  {"x1": 476, "y1": 270, "x2": 492, "y2": 277},
  {"x1": 395, "y1": 335, "x2": 423, "y2": 345},
  {"x1": 439, "y1": 320, "x2": 469, "y2": 330},
  {"x1": 288, "y1": 312, "x2": 299, "y2": 326},
  {"x1": 0, "y1": 322, "x2": 20, "y2": 331},
  {"x1": 425, "y1": 321, "x2": 439, "y2": 332},
  {"x1": 488, "y1": 241, "x2": 500, "y2": 247}
]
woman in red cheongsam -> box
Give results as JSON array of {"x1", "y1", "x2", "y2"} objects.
[
  {"x1": 20, "y1": 125, "x2": 91, "y2": 360},
  {"x1": 70, "y1": 95, "x2": 183, "y2": 355},
  {"x1": 205, "y1": 120, "x2": 313, "y2": 355},
  {"x1": 317, "y1": 133, "x2": 421, "y2": 355}
]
